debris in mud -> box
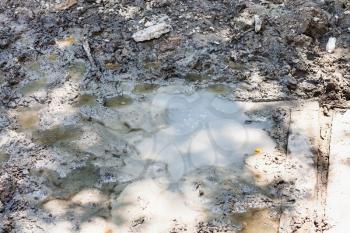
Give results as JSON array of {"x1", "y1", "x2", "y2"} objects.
[
  {"x1": 54, "y1": 0, "x2": 77, "y2": 11},
  {"x1": 55, "y1": 36, "x2": 76, "y2": 49},
  {"x1": 82, "y1": 40, "x2": 97, "y2": 69},
  {"x1": 254, "y1": 15, "x2": 262, "y2": 33},
  {"x1": 132, "y1": 22, "x2": 172, "y2": 42},
  {"x1": 254, "y1": 147, "x2": 263, "y2": 155}
]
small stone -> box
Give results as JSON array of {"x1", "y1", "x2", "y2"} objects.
[
  {"x1": 132, "y1": 22, "x2": 172, "y2": 42},
  {"x1": 326, "y1": 37, "x2": 336, "y2": 53},
  {"x1": 254, "y1": 15, "x2": 262, "y2": 32},
  {"x1": 286, "y1": 75, "x2": 298, "y2": 90}
]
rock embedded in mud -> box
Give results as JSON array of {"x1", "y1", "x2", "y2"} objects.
[
  {"x1": 285, "y1": 75, "x2": 298, "y2": 90},
  {"x1": 254, "y1": 15, "x2": 262, "y2": 32},
  {"x1": 326, "y1": 37, "x2": 336, "y2": 53},
  {"x1": 132, "y1": 22, "x2": 172, "y2": 42},
  {"x1": 55, "y1": 0, "x2": 77, "y2": 11}
]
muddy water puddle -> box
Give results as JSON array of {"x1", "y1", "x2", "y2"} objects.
[{"x1": 32, "y1": 86, "x2": 281, "y2": 232}]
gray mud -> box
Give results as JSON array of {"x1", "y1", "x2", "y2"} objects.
[{"x1": 0, "y1": 0, "x2": 349, "y2": 232}]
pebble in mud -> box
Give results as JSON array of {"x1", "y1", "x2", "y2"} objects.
[
  {"x1": 254, "y1": 15, "x2": 262, "y2": 32},
  {"x1": 132, "y1": 22, "x2": 172, "y2": 42},
  {"x1": 326, "y1": 37, "x2": 336, "y2": 53}
]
